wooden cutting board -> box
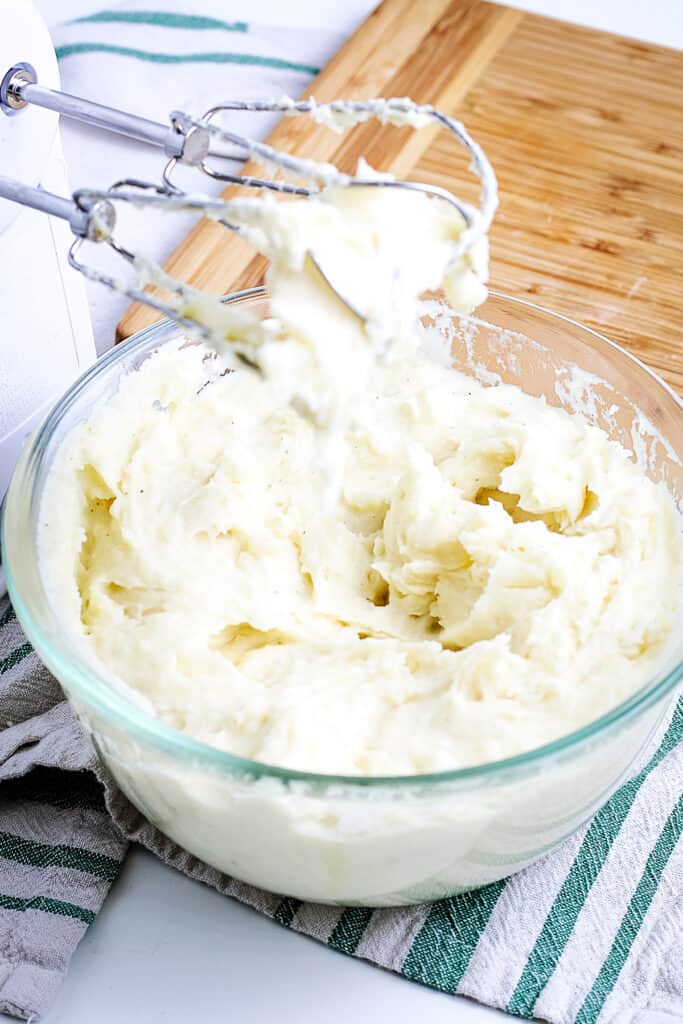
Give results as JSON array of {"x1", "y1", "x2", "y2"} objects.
[{"x1": 117, "y1": 0, "x2": 683, "y2": 395}]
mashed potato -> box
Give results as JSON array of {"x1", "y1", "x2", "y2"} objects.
[
  {"x1": 40, "y1": 342, "x2": 679, "y2": 774},
  {"x1": 39, "y1": 184, "x2": 680, "y2": 776}
]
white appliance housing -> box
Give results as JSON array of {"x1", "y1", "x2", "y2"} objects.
[{"x1": 0, "y1": 0, "x2": 95, "y2": 512}]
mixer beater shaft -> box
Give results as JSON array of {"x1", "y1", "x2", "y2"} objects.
[{"x1": 0, "y1": 59, "x2": 497, "y2": 343}]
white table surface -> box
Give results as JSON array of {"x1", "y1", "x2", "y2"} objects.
[{"x1": 14, "y1": 3, "x2": 681, "y2": 1023}]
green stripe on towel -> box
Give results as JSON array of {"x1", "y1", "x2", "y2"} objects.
[
  {"x1": 71, "y1": 10, "x2": 248, "y2": 32},
  {"x1": 273, "y1": 896, "x2": 301, "y2": 927},
  {"x1": 0, "y1": 603, "x2": 16, "y2": 628},
  {"x1": 508, "y1": 697, "x2": 683, "y2": 1017},
  {"x1": 328, "y1": 908, "x2": 373, "y2": 954},
  {"x1": 0, "y1": 831, "x2": 120, "y2": 881},
  {"x1": 0, "y1": 642, "x2": 32, "y2": 675},
  {"x1": 55, "y1": 43, "x2": 320, "y2": 76},
  {"x1": 402, "y1": 880, "x2": 506, "y2": 992},
  {"x1": 576, "y1": 792, "x2": 683, "y2": 1024},
  {"x1": 0, "y1": 892, "x2": 95, "y2": 925}
]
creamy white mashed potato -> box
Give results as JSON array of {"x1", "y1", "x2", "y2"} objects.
[
  {"x1": 40, "y1": 343, "x2": 680, "y2": 774},
  {"x1": 39, "y1": 183, "x2": 680, "y2": 777}
]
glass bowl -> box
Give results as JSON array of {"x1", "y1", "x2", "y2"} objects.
[{"x1": 3, "y1": 289, "x2": 682, "y2": 907}]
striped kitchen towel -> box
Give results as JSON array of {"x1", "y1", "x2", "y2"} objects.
[
  {"x1": 0, "y1": 599, "x2": 128, "y2": 1019},
  {"x1": 3, "y1": 3, "x2": 683, "y2": 1021},
  {"x1": 2, "y1": 595, "x2": 683, "y2": 1022}
]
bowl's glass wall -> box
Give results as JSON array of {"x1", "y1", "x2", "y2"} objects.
[
  {"x1": 3, "y1": 290, "x2": 682, "y2": 905},
  {"x1": 75, "y1": 695, "x2": 665, "y2": 904}
]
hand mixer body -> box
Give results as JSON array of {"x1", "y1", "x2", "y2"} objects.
[{"x1": 0, "y1": 0, "x2": 94, "y2": 520}]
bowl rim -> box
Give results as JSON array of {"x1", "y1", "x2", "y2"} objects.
[{"x1": 3, "y1": 287, "x2": 682, "y2": 790}]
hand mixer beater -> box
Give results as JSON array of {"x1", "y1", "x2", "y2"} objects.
[{"x1": 0, "y1": 61, "x2": 498, "y2": 347}]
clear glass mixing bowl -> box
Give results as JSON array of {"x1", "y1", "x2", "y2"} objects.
[{"x1": 3, "y1": 289, "x2": 682, "y2": 906}]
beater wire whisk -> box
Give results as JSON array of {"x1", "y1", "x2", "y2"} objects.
[{"x1": 0, "y1": 61, "x2": 498, "y2": 342}]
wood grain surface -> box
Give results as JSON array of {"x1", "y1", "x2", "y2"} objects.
[{"x1": 117, "y1": 0, "x2": 683, "y2": 396}]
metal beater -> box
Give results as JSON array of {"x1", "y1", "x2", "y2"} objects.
[{"x1": 0, "y1": 61, "x2": 498, "y2": 341}]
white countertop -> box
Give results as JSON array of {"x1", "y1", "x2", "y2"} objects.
[
  {"x1": 44, "y1": 847, "x2": 509, "y2": 1024},
  {"x1": 14, "y1": 3, "x2": 681, "y2": 1023}
]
